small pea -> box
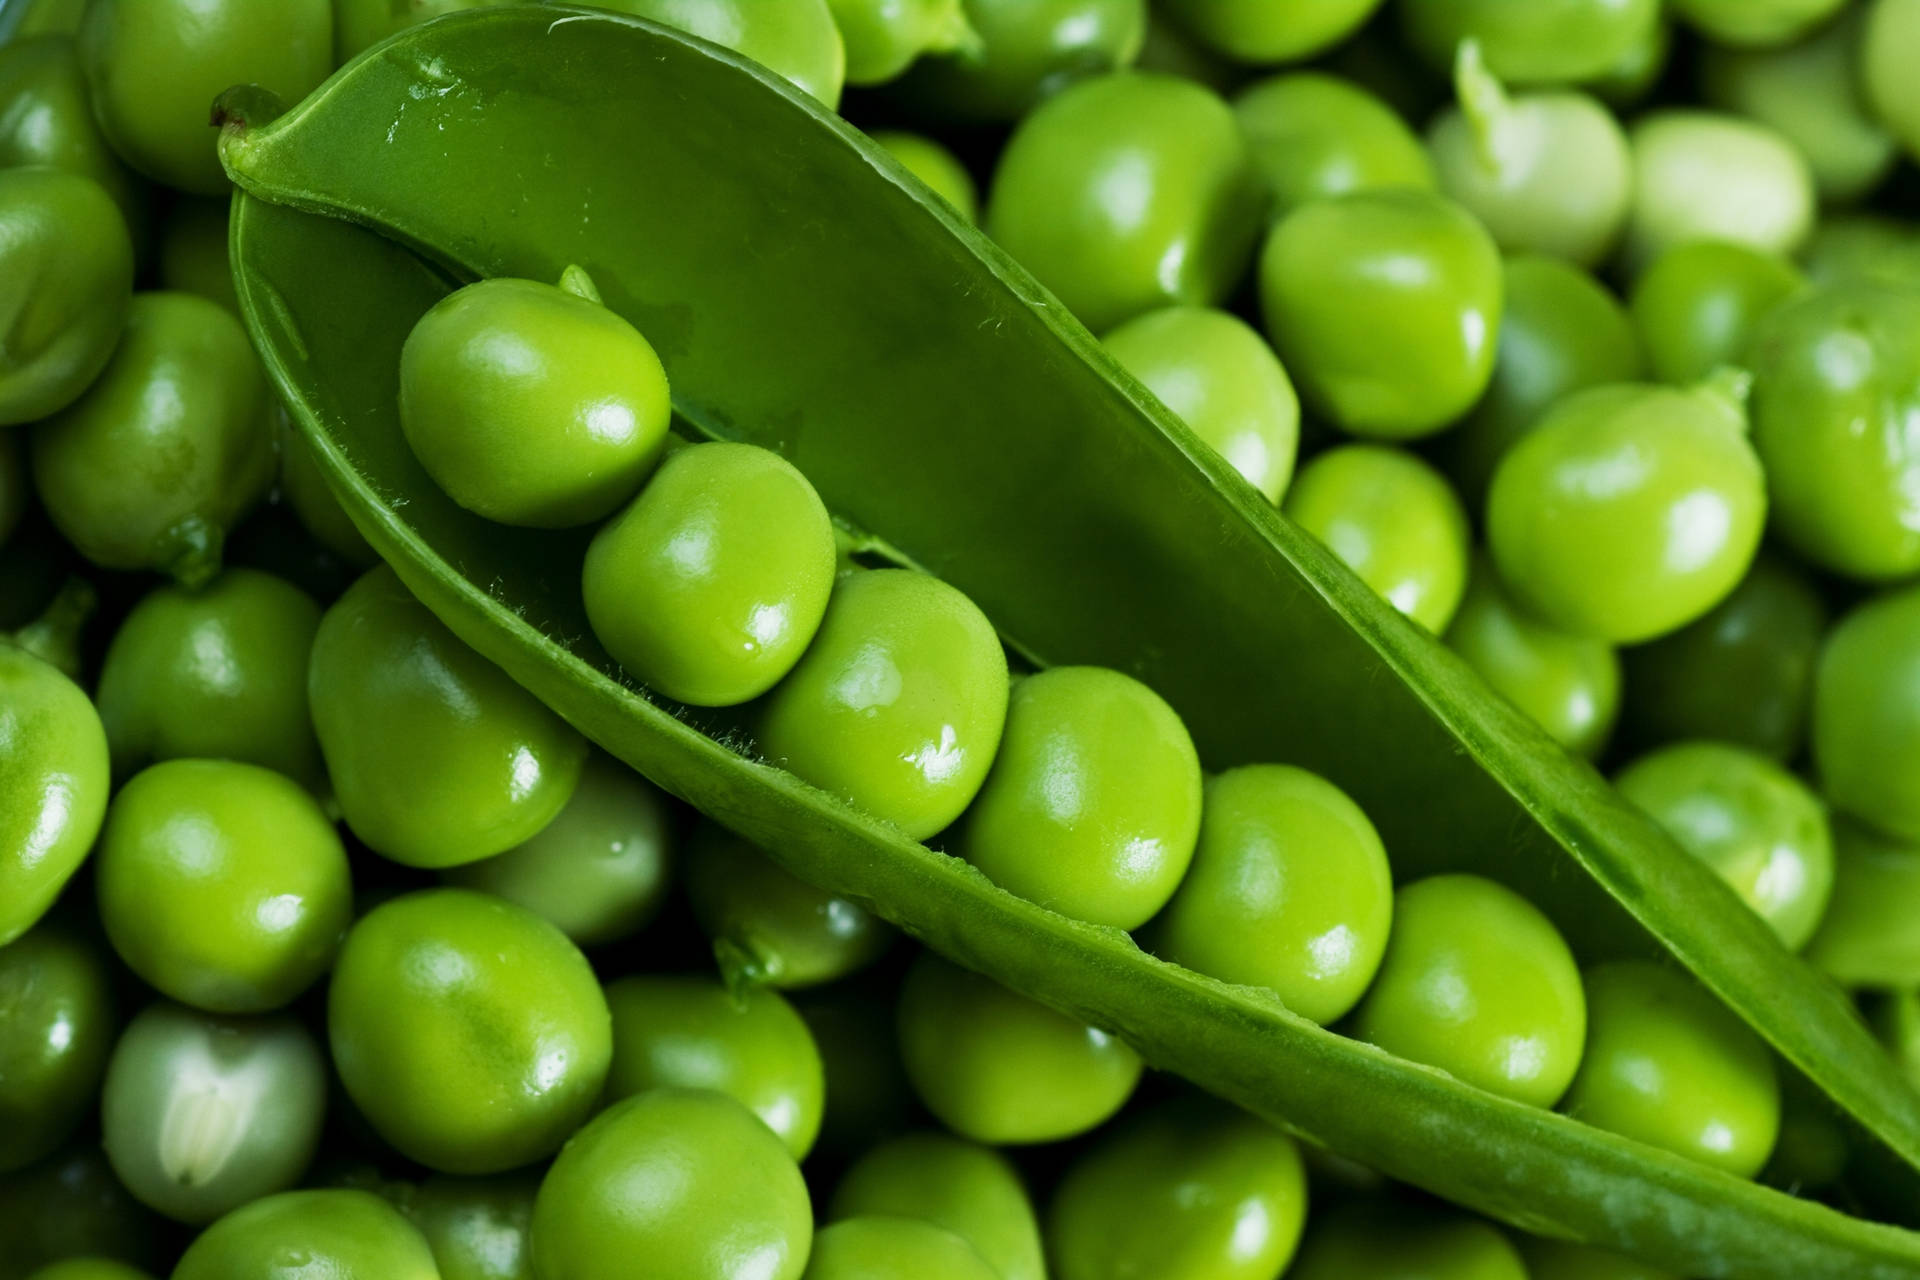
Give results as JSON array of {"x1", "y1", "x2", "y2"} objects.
[
  {"x1": 1288, "y1": 1201, "x2": 1529, "y2": 1280},
  {"x1": 0, "y1": 35, "x2": 146, "y2": 238},
  {"x1": 1158, "y1": 0, "x2": 1381, "y2": 63},
  {"x1": 1396, "y1": 0, "x2": 1661, "y2": 86},
  {"x1": 1813, "y1": 584, "x2": 1920, "y2": 844},
  {"x1": 829, "y1": 1133, "x2": 1045, "y2": 1280},
  {"x1": 1232, "y1": 71, "x2": 1434, "y2": 223},
  {"x1": 869, "y1": 130, "x2": 978, "y2": 222},
  {"x1": 829, "y1": 0, "x2": 974, "y2": 85},
  {"x1": 806, "y1": 1218, "x2": 998, "y2": 1280},
  {"x1": 1865, "y1": 0, "x2": 1920, "y2": 163},
  {"x1": 1874, "y1": 989, "x2": 1920, "y2": 1092},
  {"x1": 24, "y1": 1262, "x2": 154, "y2": 1280},
  {"x1": 1621, "y1": 111, "x2": 1814, "y2": 274},
  {"x1": 0, "y1": 644, "x2": 108, "y2": 947},
  {"x1": 1672, "y1": 0, "x2": 1845, "y2": 48},
  {"x1": 1804, "y1": 817, "x2": 1920, "y2": 989},
  {"x1": 0, "y1": 1146, "x2": 163, "y2": 1279},
  {"x1": 409, "y1": 1173, "x2": 538, "y2": 1280},
  {"x1": 0, "y1": 923, "x2": 115, "y2": 1174},
  {"x1": 586, "y1": 0, "x2": 846, "y2": 108},
  {"x1": 889, "y1": 0, "x2": 1145, "y2": 123},
  {"x1": 1628, "y1": 241, "x2": 1804, "y2": 387},
  {"x1": 171, "y1": 1189, "x2": 439, "y2": 1280}
]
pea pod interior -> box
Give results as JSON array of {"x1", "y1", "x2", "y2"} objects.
[{"x1": 218, "y1": 7, "x2": 1920, "y2": 1274}]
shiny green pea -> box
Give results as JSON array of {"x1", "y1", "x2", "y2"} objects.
[
  {"x1": 410, "y1": 1173, "x2": 537, "y2": 1280},
  {"x1": 1874, "y1": 989, "x2": 1920, "y2": 1091},
  {"x1": 101, "y1": 1002, "x2": 326, "y2": 1224},
  {"x1": 1396, "y1": 0, "x2": 1661, "y2": 86},
  {"x1": 1233, "y1": 71, "x2": 1433, "y2": 222},
  {"x1": 1353, "y1": 874, "x2": 1586, "y2": 1108},
  {"x1": 328, "y1": 888, "x2": 612, "y2": 1174},
  {"x1": 1288, "y1": 1202, "x2": 1528, "y2": 1280},
  {"x1": 1804, "y1": 817, "x2": 1920, "y2": 989},
  {"x1": 1590, "y1": 13, "x2": 1672, "y2": 107},
  {"x1": 798, "y1": 986, "x2": 916, "y2": 1160},
  {"x1": 1103, "y1": 306, "x2": 1300, "y2": 502},
  {"x1": 25, "y1": 1261, "x2": 154, "y2": 1280},
  {"x1": 1158, "y1": 0, "x2": 1381, "y2": 63},
  {"x1": 805, "y1": 1217, "x2": 998, "y2": 1280},
  {"x1": 310, "y1": 564, "x2": 588, "y2": 868},
  {"x1": 335, "y1": 0, "x2": 513, "y2": 61},
  {"x1": 1559, "y1": 961, "x2": 1779, "y2": 1177},
  {"x1": 958, "y1": 665, "x2": 1202, "y2": 930},
  {"x1": 30, "y1": 292, "x2": 273, "y2": 586},
  {"x1": 1046, "y1": 1096, "x2": 1307, "y2": 1280},
  {"x1": 0, "y1": 1146, "x2": 163, "y2": 1280},
  {"x1": 869, "y1": 130, "x2": 977, "y2": 222},
  {"x1": 828, "y1": 0, "x2": 973, "y2": 84},
  {"x1": 1260, "y1": 189, "x2": 1502, "y2": 439},
  {"x1": 1518, "y1": 1238, "x2": 1677, "y2": 1280},
  {"x1": 584, "y1": 441, "x2": 835, "y2": 706},
  {"x1": 78, "y1": 0, "x2": 331, "y2": 195},
  {"x1": 0, "y1": 35, "x2": 145, "y2": 236},
  {"x1": 1284, "y1": 444, "x2": 1470, "y2": 633},
  {"x1": 896, "y1": 952, "x2": 1141, "y2": 1144},
  {"x1": 889, "y1": 0, "x2": 1145, "y2": 122},
  {"x1": 584, "y1": 0, "x2": 845, "y2": 107},
  {"x1": 1866, "y1": 0, "x2": 1920, "y2": 162},
  {"x1": 0, "y1": 644, "x2": 108, "y2": 947},
  {"x1": 1813, "y1": 585, "x2": 1920, "y2": 844},
  {"x1": 986, "y1": 71, "x2": 1262, "y2": 334},
  {"x1": 683, "y1": 823, "x2": 891, "y2": 990},
  {"x1": 95, "y1": 569, "x2": 324, "y2": 788},
  {"x1": 1674, "y1": 0, "x2": 1845, "y2": 47},
  {"x1": 755, "y1": 569, "x2": 1007, "y2": 841},
  {"x1": 604, "y1": 975, "x2": 825, "y2": 1160},
  {"x1": 530, "y1": 1089, "x2": 812, "y2": 1280},
  {"x1": 829, "y1": 1133, "x2": 1044, "y2": 1280},
  {"x1": 172, "y1": 1189, "x2": 439, "y2": 1280},
  {"x1": 276, "y1": 408, "x2": 376, "y2": 566},
  {"x1": 1622, "y1": 111, "x2": 1814, "y2": 273},
  {"x1": 1628, "y1": 240, "x2": 1804, "y2": 387},
  {"x1": 1152, "y1": 763, "x2": 1392, "y2": 1024},
  {"x1": 0, "y1": 923, "x2": 114, "y2": 1174},
  {"x1": 1801, "y1": 213, "x2": 1920, "y2": 287},
  {"x1": 157, "y1": 197, "x2": 238, "y2": 315}
]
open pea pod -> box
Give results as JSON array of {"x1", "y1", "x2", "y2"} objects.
[{"x1": 219, "y1": 7, "x2": 1920, "y2": 1273}]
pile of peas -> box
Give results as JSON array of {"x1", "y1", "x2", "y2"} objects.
[{"x1": 8, "y1": 0, "x2": 1920, "y2": 1276}]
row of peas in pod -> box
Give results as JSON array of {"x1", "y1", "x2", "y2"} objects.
[{"x1": 10, "y1": 0, "x2": 1920, "y2": 1276}]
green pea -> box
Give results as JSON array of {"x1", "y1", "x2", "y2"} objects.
[
  {"x1": 1259, "y1": 189, "x2": 1502, "y2": 439},
  {"x1": 0, "y1": 36, "x2": 145, "y2": 243},
  {"x1": 95, "y1": 569, "x2": 324, "y2": 789},
  {"x1": 583, "y1": 0, "x2": 846, "y2": 108},
  {"x1": 986, "y1": 72, "x2": 1262, "y2": 334},
  {"x1": 78, "y1": 0, "x2": 331, "y2": 196},
  {"x1": 1628, "y1": 240, "x2": 1804, "y2": 387},
  {"x1": 1805, "y1": 817, "x2": 1920, "y2": 989},
  {"x1": 755, "y1": 569, "x2": 1007, "y2": 840},
  {"x1": 1152, "y1": 764, "x2": 1392, "y2": 1024},
  {"x1": 276, "y1": 407, "x2": 376, "y2": 566},
  {"x1": 1486, "y1": 376, "x2": 1766, "y2": 644},
  {"x1": 1046, "y1": 1096, "x2": 1307, "y2": 1280},
  {"x1": 804, "y1": 1218, "x2": 998, "y2": 1280},
  {"x1": 1801, "y1": 213, "x2": 1920, "y2": 288},
  {"x1": 172, "y1": 1189, "x2": 439, "y2": 1280},
  {"x1": 30, "y1": 292, "x2": 273, "y2": 586},
  {"x1": 0, "y1": 644, "x2": 107, "y2": 947},
  {"x1": 869, "y1": 130, "x2": 977, "y2": 222},
  {"x1": 328, "y1": 888, "x2": 613, "y2": 1174},
  {"x1": 828, "y1": 0, "x2": 973, "y2": 85},
  {"x1": 1701, "y1": 8, "x2": 1894, "y2": 205},
  {"x1": 1761, "y1": 1071, "x2": 1850, "y2": 1194},
  {"x1": 1438, "y1": 254, "x2": 1643, "y2": 512},
  {"x1": 1673, "y1": 0, "x2": 1846, "y2": 47},
  {"x1": 1158, "y1": 0, "x2": 1380, "y2": 63},
  {"x1": 0, "y1": 923, "x2": 114, "y2": 1174},
  {"x1": 829, "y1": 1133, "x2": 1044, "y2": 1280},
  {"x1": 156, "y1": 197, "x2": 238, "y2": 316},
  {"x1": 1397, "y1": 0, "x2": 1661, "y2": 86},
  {"x1": 1133, "y1": 9, "x2": 1241, "y2": 90},
  {"x1": 310, "y1": 564, "x2": 588, "y2": 868},
  {"x1": 444, "y1": 751, "x2": 674, "y2": 948},
  {"x1": 1614, "y1": 742, "x2": 1833, "y2": 949},
  {"x1": 889, "y1": 0, "x2": 1145, "y2": 122},
  {"x1": 896, "y1": 952, "x2": 1141, "y2": 1143},
  {"x1": 958, "y1": 665, "x2": 1202, "y2": 929},
  {"x1": 1288, "y1": 1202, "x2": 1528, "y2": 1280},
  {"x1": 797, "y1": 985, "x2": 916, "y2": 1160},
  {"x1": 1233, "y1": 72, "x2": 1433, "y2": 223},
  {"x1": 335, "y1": 0, "x2": 513, "y2": 62},
  {"x1": 604, "y1": 975, "x2": 825, "y2": 1159},
  {"x1": 1814, "y1": 585, "x2": 1920, "y2": 844},
  {"x1": 1590, "y1": 13, "x2": 1672, "y2": 107},
  {"x1": 1874, "y1": 989, "x2": 1920, "y2": 1091},
  {"x1": 1559, "y1": 961, "x2": 1779, "y2": 1177},
  {"x1": 583, "y1": 441, "x2": 835, "y2": 706},
  {"x1": 1428, "y1": 42, "x2": 1630, "y2": 267},
  {"x1": 1283, "y1": 444, "x2": 1471, "y2": 633},
  {"x1": 1748, "y1": 280, "x2": 1920, "y2": 580},
  {"x1": 1354, "y1": 874, "x2": 1586, "y2": 1108},
  {"x1": 530, "y1": 1088, "x2": 812, "y2": 1280},
  {"x1": 410, "y1": 1173, "x2": 537, "y2": 1280},
  {"x1": 1866, "y1": 0, "x2": 1920, "y2": 162},
  {"x1": 25, "y1": 1262, "x2": 153, "y2": 1280},
  {"x1": 1103, "y1": 306, "x2": 1300, "y2": 502},
  {"x1": 1622, "y1": 111, "x2": 1814, "y2": 274},
  {"x1": 0, "y1": 1146, "x2": 163, "y2": 1279},
  {"x1": 1518, "y1": 1238, "x2": 1678, "y2": 1280},
  {"x1": 683, "y1": 823, "x2": 892, "y2": 989},
  {"x1": 1619, "y1": 553, "x2": 1826, "y2": 761},
  {"x1": 101, "y1": 1002, "x2": 326, "y2": 1224}
]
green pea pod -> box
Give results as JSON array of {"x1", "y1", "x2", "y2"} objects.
[{"x1": 216, "y1": 8, "x2": 1920, "y2": 1274}]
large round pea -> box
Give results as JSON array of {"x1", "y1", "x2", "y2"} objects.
[
  {"x1": 603, "y1": 975, "x2": 825, "y2": 1160},
  {"x1": 1866, "y1": 0, "x2": 1920, "y2": 162},
  {"x1": 172, "y1": 1189, "x2": 439, "y2": 1280},
  {"x1": 1046, "y1": 1096, "x2": 1307, "y2": 1280},
  {"x1": 0, "y1": 923, "x2": 114, "y2": 1174},
  {"x1": 24, "y1": 1262, "x2": 154, "y2": 1280},
  {"x1": 1284, "y1": 444, "x2": 1471, "y2": 633},
  {"x1": 1674, "y1": 0, "x2": 1845, "y2": 47},
  {"x1": 1445, "y1": 558, "x2": 1621, "y2": 759},
  {"x1": 310, "y1": 565, "x2": 587, "y2": 867},
  {"x1": 958, "y1": 666, "x2": 1202, "y2": 930},
  {"x1": 400, "y1": 273, "x2": 671, "y2": 529},
  {"x1": 1397, "y1": 0, "x2": 1661, "y2": 85},
  {"x1": 1353, "y1": 874, "x2": 1586, "y2": 1108},
  {"x1": 1152, "y1": 764, "x2": 1392, "y2": 1024},
  {"x1": 30, "y1": 293, "x2": 273, "y2": 587},
  {"x1": 1520, "y1": 1239, "x2": 1676, "y2": 1280},
  {"x1": 444, "y1": 751, "x2": 674, "y2": 947},
  {"x1": 583, "y1": 442, "x2": 835, "y2": 705},
  {"x1": 1233, "y1": 72, "x2": 1433, "y2": 223},
  {"x1": 0, "y1": 36, "x2": 145, "y2": 237},
  {"x1": 0, "y1": 645, "x2": 108, "y2": 947},
  {"x1": 1804, "y1": 817, "x2": 1920, "y2": 989},
  {"x1": 101, "y1": 1002, "x2": 326, "y2": 1224},
  {"x1": 530, "y1": 1088, "x2": 812, "y2": 1280},
  {"x1": 78, "y1": 0, "x2": 330, "y2": 195},
  {"x1": 1559, "y1": 962, "x2": 1779, "y2": 1177},
  {"x1": 0, "y1": 168, "x2": 132, "y2": 426},
  {"x1": 1259, "y1": 189, "x2": 1502, "y2": 439},
  {"x1": 1813, "y1": 585, "x2": 1920, "y2": 843},
  {"x1": 755, "y1": 569, "x2": 1007, "y2": 840},
  {"x1": 1103, "y1": 307, "x2": 1300, "y2": 502},
  {"x1": 1288, "y1": 1202, "x2": 1528, "y2": 1280},
  {"x1": 889, "y1": 0, "x2": 1145, "y2": 123},
  {"x1": 870, "y1": 131, "x2": 978, "y2": 222},
  {"x1": 328, "y1": 889, "x2": 612, "y2": 1174},
  {"x1": 0, "y1": 1145, "x2": 164, "y2": 1279},
  {"x1": 683, "y1": 824, "x2": 892, "y2": 989},
  {"x1": 94, "y1": 569, "x2": 324, "y2": 788},
  {"x1": 804, "y1": 1218, "x2": 998, "y2": 1280},
  {"x1": 1614, "y1": 743, "x2": 1833, "y2": 949},
  {"x1": 1486, "y1": 377, "x2": 1766, "y2": 644},
  {"x1": 409, "y1": 1173, "x2": 537, "y2": 1280},
  {"x1": 1621, "y1": 111, "x2": 1814, "y2": 274},
  {"x1": 335, "y1": 0, "x2": 513, "y2": 61},
  {"x1": 1747, "y1": 280, "x2": 1920, "y2": 580},
  {"x1": 587, "y1": 0, "x2": 845, "y2": 107},
  {"x1": 985, "y1": 72, "x2": 1262, "y2": 334},
  {"x1": 828, "y1": 0, "x2": 973, "y2": 85},
  {"x1": 1628, "y1": 241, "x2": 1803, "y2": 387},
  {"x1": 829, "y1": 1133, "x2": 1044, "y2": 1280},
  {"x1": 95, "y1": 760, "x2": 350, "y2": 1013},
  {"x1": 896, "y1": 953, "x2": 1141, "y2": 1144},
  {"x1": 1158, "y1": 0, "x2": 1380, "y2": 63}
]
